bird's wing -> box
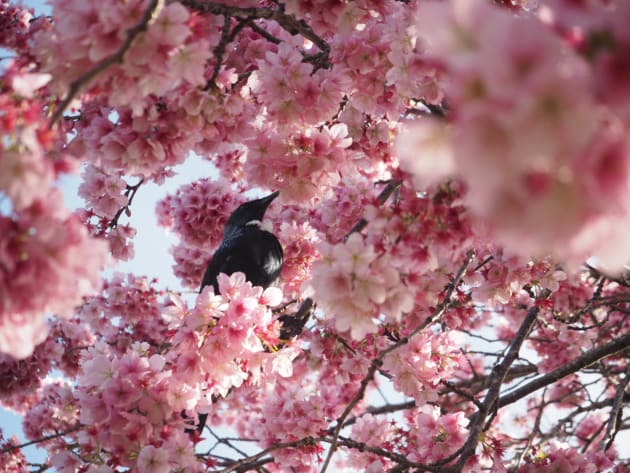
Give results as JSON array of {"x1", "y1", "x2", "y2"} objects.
[
  {"x1": 199, "y1": 228, "x2": 283, "y2": 294},
  {"x1": 199, "y1": 244, "x2": 232, "y2": 293}
]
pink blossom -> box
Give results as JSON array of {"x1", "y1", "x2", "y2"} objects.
[
  {"x1": 310, "y1": 233, "x2": 414, "y2": 340},
  {"x1": 149, "y1": 2, "x2": 191, "y2": 47},
  {"x1": 10, "y1": 72, "x2": 51, "y2": 98},
  {"x1": 0, "y1": 192, "x2": 107, "y2": 359},
  {"x1": 383, "y1": 331, "x2": 464, "y2": 404},
  {"x1": 0, "y1": 433, "x2": 28, "y2": 472},
  {"x1": 170, "y1": 40, "x2": 212, "y2": 87},
  {"x1": 51, "y1": 451, "x2": 81, "y2": 473},
  {"x1": 397, "y1": 118, "x2": 455, "y2": 189},
  {"x1": 4, "y1": 0, "x2": 630, "y2": 471},
  {"x1": 136, "y1": 445, "x2": 170, "y2": 473}
]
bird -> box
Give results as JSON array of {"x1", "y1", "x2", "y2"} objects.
[
  {"x1": 190, "y1": 191, "x2": 283, "y2": 435},
  {"x1": 199, "y1": 190, "x2": 284, "y2": 295}
]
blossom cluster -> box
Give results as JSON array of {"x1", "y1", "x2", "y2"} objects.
[
  {"x1": 0, "y1": 192, "x2": 107, "y2": 359},
  {"x1": 382, "y1": 330, "x2": 464, "y2": 405},
  {"x1": 0, "y1": 0, "x2": 35, "y2": 53},
  {"x1": 400, "y1": 0, "x2": 630, "y2": 269},
  {"x1": 1, "y1": 65, "x2": 57, "y2": 210},
  {"x1": 520, "y1": 441, "x2": 614, "y2": 473},
  {"x1": 405, "y1": 405, "x2": 469, "y2": 464},
  {"x1": 9, "y1": 273, "x2": 299, "y2": 472},
  {"x1": 249, "y1": 382, "x2": 329, "y2": 471},
  {"x1": 0, "y1": 317, "x2": 93, "y2": 411},
  {"x1": 250, "y1": 41, "x2": 347, "y2": 126},
  {"x1": 168, "y1": 273, "x2": 298, "y2": 402},
  {"x1": 0, "y1": 429, "x2": 27, "y2": 473},
  {"x1": 62, "y1": 340, "x2": 199, "y2": 472},
  {"x1": 310, "y1": 233, "x2": 415, "y2": 340},
  {"x1": 36, "y1": 1, "x2": 212, "y2": 116},
  {"x1": 245, "y1": 122, "x2": 354, "y2": 203},
  {"x1": 2, "y1": 0, "x2": 630, "y2": 471},
  {"x1": 77, "y1": 273, "x2": 168, "y2": 354},
  {"x1": 309, "y1": 181, "x2": 479, "y2": 340},
  {"x1": 155, "y1": 178, "x2": 245, "y2": 288}
]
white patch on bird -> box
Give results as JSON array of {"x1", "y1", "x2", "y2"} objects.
[
  {"x1": 265, "y1": 256, "x2": 282, "y2": 273},
  {"x1": 259, "y1": 220, "x2": 274, "y2": 232},
  {"x1": 245, "y1": 219, "x2": 262, "y2": 227}
]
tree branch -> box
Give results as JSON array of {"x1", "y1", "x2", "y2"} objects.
[
  {"x1": 344, "y1": 179, "x2": 403, "y2": 241},
  {"x1": 179, "y1": 1, "x2": 331, "y2": 70},
  {"x1": 278, "y1": 297, "x2": 315, "y2": 340},
  {"x1": 449, "y1": 306, "x2": 540, "y2": 472},
  {"x1": 320, "y1": 250, "x2": 475, "y2": 473},
  {"x1": 108, "y1": 178, "x2": 144, "y2": 229},
  {"x1": 203, "y1": 13, "x2": 234, "y2": 91},
  {"x1": 217, "y1": 436, "x2": 323, "y2": 473},
  {"x1": 0, "y1": 425, "x2": 81, "y2": 454},
  {"x1": 601, "y1": 361, "x2": 630, "y2": 450},
  {"x1": 497, "y1": 330, "x2": 630, "y2": 410},
  {"x1": 49, "y1": 0, "x2": 163, "y2": 127}
]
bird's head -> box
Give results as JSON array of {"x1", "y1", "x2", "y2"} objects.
[{"x1": 224, "y1": 191, "x2": 279, "y2": 233}]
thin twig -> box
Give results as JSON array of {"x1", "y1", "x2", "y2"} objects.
[
  {"x1": 601, "y1": 361, "x2": 630, "y2": 450},
  {"x1": 497, "y1": 330, "x2": 630, "y2": 409},
  {"x1": 49, "y1": 0, "x2": 162, "y2": 127},
  {"x1": 509, "y1": 389, "x2": 547, "y2": 473},
  {"x1": 179, "y1": 1, "x2": 331, "y2": 70},
  {"x1": 344, "y1": 179, "x2": 403, "y2": 241},
  {"x1": 217, "y1": 437, "x2": 323, "y2": 473},
  {"x1": 0, "y1": 425, "x2": 80, "y2": 454},
  {"x1": 108, "y1": 178, "x2": 144, "y2": 229},
  {"x1": 204, "y1": 13, "x2": 233, "y2": 91},
  {"x1": 319, "y1": 250, "x2": 475, "y2": 473},
  {"x1": 448, "y1": 306, "x2": 539, "y2": 472},
  {"x1": 278, "y1": 297, "x2": 315, "y2": 340},
  {"x1": 246, "y1": 19, "x2": 281, "y2": 44}
]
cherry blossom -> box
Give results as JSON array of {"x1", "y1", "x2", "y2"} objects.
[
  {"x1": 0, "y1": 192, "x2": 107, "y2": 359},
  {"x1": 2, "y1": 0, "x2": 630, "y2": 471}
]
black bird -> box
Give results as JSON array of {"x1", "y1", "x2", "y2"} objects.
[
  {"x1": 199, "y1": 190, "x2": 284, "y2": 294},
  {"x1": 190, "y1": 191, "x2": 283, "y2": 435}
]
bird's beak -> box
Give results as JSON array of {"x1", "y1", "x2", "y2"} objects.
[{"x1": 260, "y1": 190, "x2": 280, "y2": 206}]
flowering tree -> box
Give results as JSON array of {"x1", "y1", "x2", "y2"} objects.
[{"x1": 2, "y1": 0, "x2": 630, "y2": 471}]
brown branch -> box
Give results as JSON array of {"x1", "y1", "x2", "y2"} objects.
[
  {"x1": 246, "y1": 19, "x2": 281, "y2": 44},
  {"x1": 472, "y1": 255, "x2": 494, "y2": 272},
  {"x1": 217, "y1": 436, "x2": 323, "y2": 473},
  {"x1": 49, "y1": 0, "x2": 162, "y2": 127},
  {"x1": 448, "y1": 306, "x2": 539, "y2": 472},
  {"x1": 508, "y1": 390, "x2": 547, "y2": 473},
  {"x1": 340, "y1": 400, "x2": 416, "y2": 430},
  {"x1": 364, "y1": 400, "x2": 416, "y2": 418},
  {"x1": 344, "y1": 179, "x2": 403, "y2": 241},
  {"x1": 0, "y1": 425, "x2": 81, "y2": 454},
  {"x1": 320, "y1": 250, "x2": 475, "y2": 473},
  {"x1": 278, "y1": 297, "x2": 315, "y2": 340},
  {"x1": 332, "y1": 436, "x2": 422, "y2": 469},
  {"x1": 497, "y1": 330, "x2": 630, "y2": 410},
  {"x1": 204, "y1": 14, "x2": 253, "y2": 91},
  {"x1": 179, "y1": 1, "x2": 331, "y2": 70},
  {"x1": 108, "y1": 178, "x2": 144, "y2": 229},
  {"x1": 203, "y1": 13, "x2": 233, "y2": 91},
  {"x1": 602, "y1": 361, "x2": 630, "y2": 450},
  {"x1": 442, "y1": 363, "x2": 538, "y2": 398},
  {"x1": 539, "y1": 397, "x2": 624, "y2": 446},
  {"x1": 586, "y1": 263, "x2": 630, "y2": 288}
]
